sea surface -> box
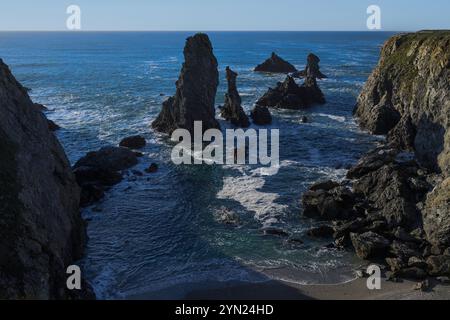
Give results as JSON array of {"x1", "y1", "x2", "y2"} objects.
[{"x1": 0, "y1": 31, "x2": 393, "y2": 299}]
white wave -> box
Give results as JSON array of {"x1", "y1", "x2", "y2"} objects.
[
  {"x1": 217, "y1": 170, "x2": 287, "y2": 223},
  {"x1": 315, "y1": 113, "x2": 347, "y2": 123}
]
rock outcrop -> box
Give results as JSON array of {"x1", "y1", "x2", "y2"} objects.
[
  {"x1": 354, "y1": 31, "x2": 449, "y2": 174},
  {"x1": 256, "y1": 75, "x2": 325, "y2": 109},
  {"x1": 219, "y1": 67, "x2": 250, "y2": 127},
  {"x1": 250, "y1": 105, "x2": 272, "y2": 125},
  {"x1": 119, "y1": 135, "x2": 146, "y2": 149},
  {"x1": 302, "y1": 31, "x2": 450, "y2": 280},
  {"x1": 292, "y1": 53, "x2": 327, "y2": 79},
  {"x1": 254, "y1": 52, "x2": 297, "y2": 73},
  {"x1": 152, "y1": 33, "x2": 220, "y2": 135},
  {"x1": 0, "y1": 59, "x2": 87, "y2": 299}
]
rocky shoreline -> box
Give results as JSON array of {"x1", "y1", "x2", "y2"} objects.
[{"x1": 302, "y1": 31, "x2": 450, "y2": 284}]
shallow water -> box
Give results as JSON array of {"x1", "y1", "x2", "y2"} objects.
[{"x1": 0, "y1": 31, "x2": 392, "y2": 298}]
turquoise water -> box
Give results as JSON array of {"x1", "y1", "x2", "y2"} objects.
[{"x1": 0, "y1": 31, "x2": 392, "y2": 298}]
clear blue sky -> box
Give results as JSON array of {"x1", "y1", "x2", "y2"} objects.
[{"x1": 1, "y1": 0, "x2": 449, "y2": 31}]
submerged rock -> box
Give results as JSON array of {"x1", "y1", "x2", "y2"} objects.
[
  {"x1": 152, "y1": 33, "x2": 220, "y2": 135},
  {"x1": 119, "y1": 135, "x2": 146, "y2": 149},
  {"x1": 0, "y1": 59, "x2": 86, "y2": 299},
  {"x1": 250, "y1": 105, "x2": 272, "y2": 125},
  {"x1": 219, "y1": 67, "x2": 250, "y2": 127},
  {"x1": 254, "y1": 52, "x2": 297, "y2": 73}
]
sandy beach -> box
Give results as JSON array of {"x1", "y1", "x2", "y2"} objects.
[{"x1": 130, "y1": 275, "x2": 450, "y2": 300}]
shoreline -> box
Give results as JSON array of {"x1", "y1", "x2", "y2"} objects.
[{"x1": 129, "y1": 276, "x2": 450, "y2": 300}]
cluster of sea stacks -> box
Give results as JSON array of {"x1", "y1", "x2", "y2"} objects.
[
  {"x1": 152, "y1": 33, "x2": 326, "y2": 134},
  {"x1": 0, "y1": 31, "x2": 448, "y2": 299},
  {"x1": 302, "y1": 31, "x2": 450, "y2": 285}
]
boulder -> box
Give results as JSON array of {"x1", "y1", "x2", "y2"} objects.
[
  {"x1": 74, "y1": 146, "x2": 138, "y2": 172},
  {"x1": 0, "y1": 59, "x2": 86, "y2": 299},
  {"x1": 145, "y1": 163, "x2": 158, "y2": 174},
  {"x1": 73, "y1": 146, "x2": 138, "y2": 207},
  {"x1": 152, "y1": 33, "x2": 220, "y2": 135},
  {"x1": 219, "y1": 67, "x2": 250, "y2": 127},
  {"x1": 250, "y1": 105, "x2": 272, "y2": 125},
  {"x1": 47, "y1": 119, "x2": 60, "y2": 131},
  {"x1": 387, "y1": 116, "x2": 416, "y2": 151},
  {"x1": 254, "y1": 52, "x2": 297, "y2": 73},
  {"x1": 119, "y1": 135, "x2": 146, "y2": 149},
  {"x1": 350, "y1": 232, "x2": 390, "y2": 259}
]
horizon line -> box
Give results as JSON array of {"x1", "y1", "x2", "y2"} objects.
[{"x1": 0, "y1": 29, "x2": 416, "y2": 33}]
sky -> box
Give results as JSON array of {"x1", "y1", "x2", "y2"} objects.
[{"x1": 0, "y1": 0, "x2": 449, "y2": 31}]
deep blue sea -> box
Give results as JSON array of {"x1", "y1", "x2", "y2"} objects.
[{"x1": 0, "y1": 31, "x2": 393, "y2": 298}]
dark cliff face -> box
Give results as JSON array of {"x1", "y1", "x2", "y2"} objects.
[
  {"x1": 152, "y1": 33, "x2": 220, "y2": 135},
  {"x1": 354, "y1": 31, "x2": 450, "y2": 249},
  {"x1": 220, "y1": 66, "x2": 250, "y2": 128},
  {"x1": 0, "y1": 59, "x2": 86, "y2": 299}
]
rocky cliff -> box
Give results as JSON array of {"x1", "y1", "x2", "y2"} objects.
[
  {"x1": 0, "y1": 59, "x2": 87, "y2": 299},
  {"x1": 303, "y1": 31, "x2": 450, "y2": 280},
  {"x1": 220, "y1": 67, "x2": 250, "y2": 128},
  {"x1": 152, "y1": 33, "x2": 220, "y2": 135},
  {"x1": 355, "y1": 31, "x2": 449, "y2": 174}
]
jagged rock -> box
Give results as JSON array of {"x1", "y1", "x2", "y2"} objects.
[
  {"x1": 352, "y1": 162, "x2": 425, "y2": 228},
  {"x1": 350, "y1": 232, "x2": 390, "y2": 259},
  {"x1": 302, "y1": 185, "x2": 357, "y2": 220},
  {"x1": 119, "y1": 135, "x2": 146, "y2": 149},
  {"x1": 261, "y1": 227, "x2": 289, "y2": 237},
  {"x1": 0, "y1": 59, "x2": 86, "y2": 299},
  {"x1": 152, "y1": 33, "x2": 220, "y2": 135},
  {"x1": 292, "y1": 53, "x2": 327, "y2": 79},
  {"x1": 390, "y1": 240, "x2": 421, "y2": 261},
  {"x1": 73, "y1": 146, "x2": 138, "y2": 207},
  {"x1": 33, "y1": 103, "x2": 48, "y2": 111},
  {"x1": 256, "y1": 76, "x2": 325, "y2": 109},
  {"x1": 346, "y1": 146, "x2": 398, "y2": 179},
  {"x1": 408, "y1": 256, "x2": 428, "y2": 269},
  {"x1": 426, "y1": 255, "x2": 450, "y2": 276},
  {"x1": 387, "y1": 116, "x2": 416, "y2": 151},
  {"x1": 413, "y1": 279, "x2": 429, "y2": 291},
  {"x1": 219, "y1": 67, "x2": 250, "y2": 127},
  {"x1": 307, "y1": 225, "x2": 334, "y2": 238},
  {"x1": 250, "y1": 105, "x2": 272, "y2": 125},
  {"x1": 254, "y1": 52, "x2": 297, "y2": 73},
  {"x1": 354, "y1": 31, "x2": 450, "y2": 173},
  {"x1": 423, "y1": 178, "x2": 450, "y2": 247},
  {"x1": 386, "y1": 257, "x2": 405, "y2": 272}
]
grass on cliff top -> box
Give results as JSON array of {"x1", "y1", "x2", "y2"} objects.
[{"x1": 380, "y1": 30, "x2": 450, "y2": 93}]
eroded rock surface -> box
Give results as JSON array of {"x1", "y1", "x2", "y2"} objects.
[
  {"x1": 0, "y1": 59, "x2": 87, "y2": 299},
  {"x1": 254, "y1": 52, "x2": 297, "y2": 73},
  {"x1": 220, "y1": 67, "x2": 250, "y2": 127},
  {"x1": 152, "y1": 33, "x2": 220, "y2": 135}
]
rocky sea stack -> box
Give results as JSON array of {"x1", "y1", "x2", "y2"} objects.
[
  {"x1": 254, "y1": 52, "x2": 297, "y2": 73},
  {"x1": 292, "y1": 53, "x2": 327, "y2": 79},
  {"x1": 0, "y1": 59, "x2": 87, "y2": 299},
  {"x1": 256, "y1": 75, "x2": 325, "y2": 109},
  {"x1": 303, "y1": 31, "x2": 450, "y2": 280},
  {"x1": 152, "y1": 33, "x2": 220, "y2": 135},
  {"x1": 219, "y1": 67, "x2": 250, "y2": 128}
]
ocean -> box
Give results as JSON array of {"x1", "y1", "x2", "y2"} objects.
[{"x1": 0, "y1": 31, "x2": 394, "y2": 298}]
